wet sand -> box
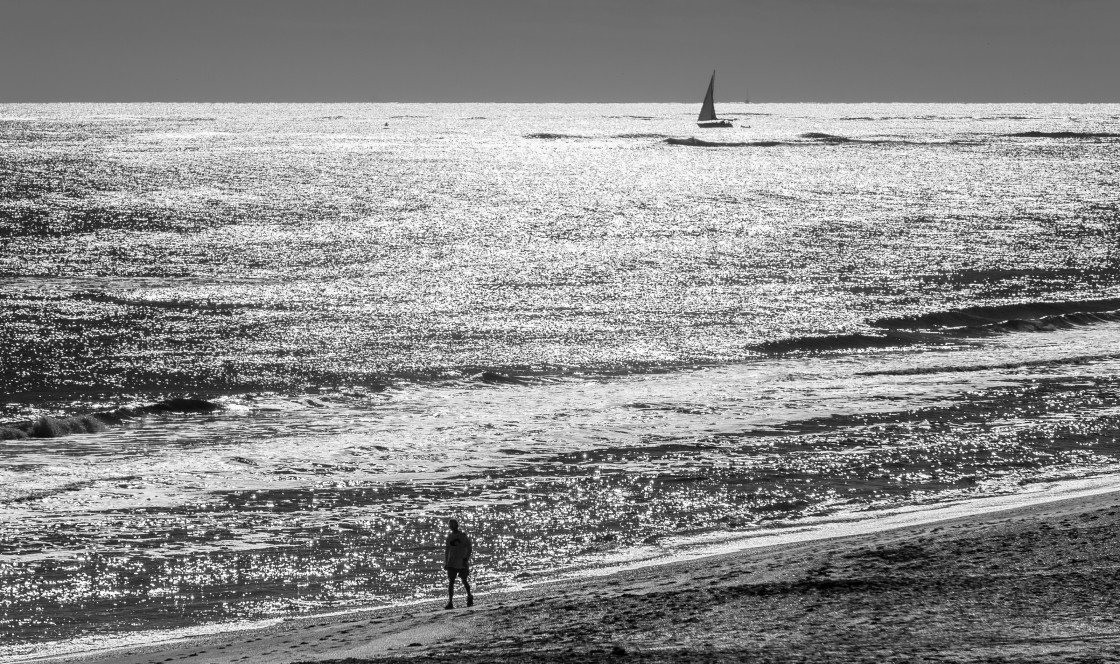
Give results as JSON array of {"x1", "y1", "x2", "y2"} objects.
[{"x1": 25, "y1": 481, "x2": 1120, "y2": 664}]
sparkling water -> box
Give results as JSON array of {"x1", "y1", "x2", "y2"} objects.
[{"x1": 1, "y1": 102, "x2": 1119, "y2": 654}]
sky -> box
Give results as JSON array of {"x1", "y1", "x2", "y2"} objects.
[{"x1": 1, "y1": 0, "x2": 1117, "y2": 102}]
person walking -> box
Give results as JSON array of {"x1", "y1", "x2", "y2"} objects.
[{"x1": 444, "y1": 518, "x2": 473, "y2": 609}]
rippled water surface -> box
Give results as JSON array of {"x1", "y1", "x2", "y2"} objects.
[{"x1": 1, "y1": 103, "x2": 1119, "y2": 655}]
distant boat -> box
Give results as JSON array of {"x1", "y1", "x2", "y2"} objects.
[{"x1": 697, "y1": 71, "x2": 733, "y2": 128}]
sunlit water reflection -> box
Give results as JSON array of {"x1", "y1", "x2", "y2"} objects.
[{"x1": 1, "y1": 103, "x2": 1119, "y2": 653}]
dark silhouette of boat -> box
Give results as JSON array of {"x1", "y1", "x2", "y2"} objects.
[{"x1": 697, "y1": 71, "x2": 733, "y2": 128}]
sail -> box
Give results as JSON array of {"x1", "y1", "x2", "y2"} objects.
[{"x1": 698, "y1": 71, "x2": 717, "y2": 122}]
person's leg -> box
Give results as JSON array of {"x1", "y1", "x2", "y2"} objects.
[
  {"x1": 461, "y1": 569, "x2": 473, "y2": 606},
  {"x1": 445, "y1": 569, "x2": 456, "y2": 609}
]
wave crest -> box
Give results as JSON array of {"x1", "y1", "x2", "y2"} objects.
[
  {"x1": 665, "y1": 137, "x2": 785, "y2": 148},
  {"x1": 873, "y1": 298, "x2": 1120, "y2": 331},
  {"x1": 524, "y1": 133, "x2": 586, "y2": 140},
  {"x1": 1007, "y1": 131, "x2": 1120, "y2": 139},
  {"x1": 755, "y1": 298, "x2": 1120, "y2": 356},
  {"x1": 0, "y1": 397, "x2": 224, "y2": 440}
]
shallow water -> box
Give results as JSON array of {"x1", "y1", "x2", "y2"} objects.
[{"x1": 1, "y1": 102, "x2": 1119, "y2": 654}]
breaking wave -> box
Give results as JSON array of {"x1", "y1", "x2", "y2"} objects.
[
  {"x1": 0, "y1": 398, "x2": 224, "y2": 440},
  {"x1": 800, "y1": 132, "x2": 855, "y2": 143},
  {"x1": 753, "y1": 298, "x2": 1120, "y2": 356},
  {"x1": 1007, "y1": 131, "x2": 1120, "y2": 139},
  {"x1": 665, "y1": 137, "x2": 785, "y2": 148},
  {"x1": 524, "y1": 132, "x2": 587, "y2": 140},
  {"x1": 470, "y1": 370, "x2": 529, "y2": 386},
  {"x1": 872, "y1": 297, "x2": 1120, "y2": 331}
]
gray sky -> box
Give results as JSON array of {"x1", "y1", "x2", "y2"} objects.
[{"x1": 1, "y1": 0, "x2": 1117, "y2": 102}]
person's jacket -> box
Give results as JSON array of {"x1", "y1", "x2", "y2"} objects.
[{"x1": 445, "y1": 531, "x2": 472, "y2": 569}]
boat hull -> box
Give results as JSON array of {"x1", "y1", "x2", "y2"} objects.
[{"x1": 697, "y1": 120, "x2": 733, "y2": 128}]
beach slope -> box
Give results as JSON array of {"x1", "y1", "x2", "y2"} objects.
[{"x1": 33, "y1": 486, "x2": 1120, "y2": 664}]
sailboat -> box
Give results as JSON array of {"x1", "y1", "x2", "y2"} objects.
[{"x1": 697, "y1": 71, "x2": 733, "y2": 128}]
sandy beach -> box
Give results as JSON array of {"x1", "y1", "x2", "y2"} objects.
[{"x1": 18, "y1": 478, "x2": 1120, "y2": 664}]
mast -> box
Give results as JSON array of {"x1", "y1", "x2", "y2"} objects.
[{"x1": 698, "y1": 71, "x2": 717, "y2": 122}]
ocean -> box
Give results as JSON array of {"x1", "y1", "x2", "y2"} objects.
[{"x1": 1, "y1": 102, "x2": 1119, "y2": 657}]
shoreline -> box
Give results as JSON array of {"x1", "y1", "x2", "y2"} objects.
[{"x1": 16, "y1": 472, "x2": 1120, "y2": 663}]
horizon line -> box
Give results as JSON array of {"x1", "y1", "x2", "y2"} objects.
[{"x1": 2, "y1": 100, "x2": 1119, "y2": 105}]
